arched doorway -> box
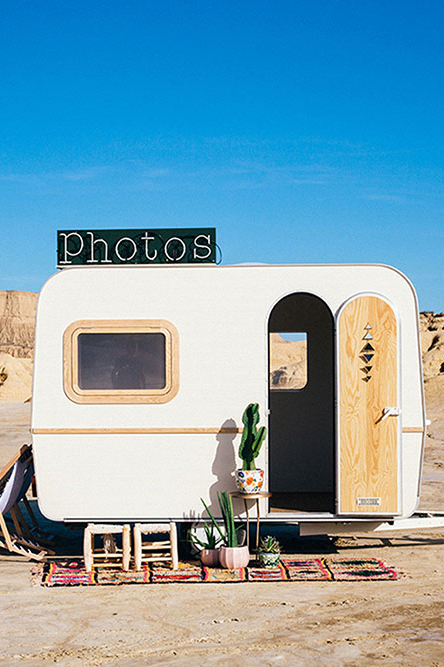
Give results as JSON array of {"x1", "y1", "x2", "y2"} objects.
[{"x1": 268, "y1": 292, "x2": 335, "y2": 513}]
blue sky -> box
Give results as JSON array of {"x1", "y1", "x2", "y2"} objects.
[{"x1": 1, "y1": 0, "x2": 443, "y2": 309}]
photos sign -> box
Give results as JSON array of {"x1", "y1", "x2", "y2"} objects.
[{"x1": 57, "y1": 228, "x2": 216, "y2": 266}]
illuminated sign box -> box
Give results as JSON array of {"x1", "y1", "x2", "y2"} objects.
[{"x1": 57, "y1": 228, "x2": 216, "y2": 266}]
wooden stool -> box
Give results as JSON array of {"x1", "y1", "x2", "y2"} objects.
[
  {"x1": 83, "y1": 523, "x2": 131, "y2": 572},
  {"x1": 133, "y1": 522, "x2": 179, "y2": 571}
]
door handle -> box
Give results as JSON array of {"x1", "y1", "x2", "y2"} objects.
[{"x1": 381, "y1": 407, "x2": 400, "y2": 421}]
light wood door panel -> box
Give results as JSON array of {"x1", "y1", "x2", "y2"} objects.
[{"x1": 338, "y1": 296, "x2": 399, "y2": 514}]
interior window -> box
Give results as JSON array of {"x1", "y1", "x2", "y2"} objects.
[{"x1": 269, "y1": 332, "x2": 308, "y2": 390}]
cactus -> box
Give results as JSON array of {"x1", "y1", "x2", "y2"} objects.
[{"x1": 238, "y1": 403, "x2": 267, "y2": 470}]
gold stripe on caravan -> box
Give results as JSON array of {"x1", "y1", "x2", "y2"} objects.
[
  {"x1": 32, "y1": 427, "x2": 243, "y2": 435},
  {"x1": 33, "y1": 426, "x2": 423, "y2": 435}
]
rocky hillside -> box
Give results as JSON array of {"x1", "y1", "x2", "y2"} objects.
[
  {"x1": 0, "y1": 291, "x2": 37, "y2": 401},
  {"x1": 0, "y1": 291, "x2": 38, "y2": 358},
  {"x1": 419, "y1": 312, "x2": 444, "y2": 380}
]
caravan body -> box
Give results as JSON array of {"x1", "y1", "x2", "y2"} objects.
[{"x1": 31, "y1": 264, "x2": 425, "y2": 527}]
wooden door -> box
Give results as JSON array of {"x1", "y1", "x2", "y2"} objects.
[{"x1": 338, "y1": 295, "x2": 399, "y2": 514}]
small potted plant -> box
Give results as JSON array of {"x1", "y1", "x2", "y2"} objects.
[
  {"x1": 236, "y1": 403, "x2": 267, "y2": 493},
  {"x1": 217, "y1": 491, "x2": 250, "y2": 569},
  {"x1": 202, "y1": 492, "x2": 250, "y2": 568},
  {"x1": 257, "y1": 535, "x2": 281, "y2": 568},
  {"x1": 188, "y1": 518, "x2": 223, "y2": 567}
]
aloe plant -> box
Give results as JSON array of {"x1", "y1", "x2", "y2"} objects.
[
  {"x1": 201, "y1": 493, "x2": 242, "y2": 548},
  {"x1": 258, "y1": 535, "x2": 281, "y2": 554},
  {"x1": 238, "y1": 403, "x2": 267, "y2": 470},
  {"x1": 217, "y1": 491, "x2": 238, "y2": 548},
  {"x1": 188, "y1": 520, "x2": 223, "y2": 550}
]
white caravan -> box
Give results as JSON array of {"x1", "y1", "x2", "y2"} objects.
[{"x1": 31, "y1": 263, "x2": 442, "y2": 534}]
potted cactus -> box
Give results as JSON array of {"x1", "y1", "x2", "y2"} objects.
[
  {"x1": 236, "y1": 403, "x2": 267, "y2": 493},
  {"x1": 257, "y1": 535, "x2": 281, "y2": 568}
]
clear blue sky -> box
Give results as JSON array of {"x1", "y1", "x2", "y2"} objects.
[{"x1": 1, "y1": 0, "x2": 443, "y2": 309}]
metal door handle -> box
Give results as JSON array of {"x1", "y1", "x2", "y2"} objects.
[{"x1": 381, "y1": 407, "x2": 400, "y2": 421}]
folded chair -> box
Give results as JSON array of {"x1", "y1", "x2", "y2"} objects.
[{"x1": 0, "y1": 445, "x2": 54, "y2": 561}]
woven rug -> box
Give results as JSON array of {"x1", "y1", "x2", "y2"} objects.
[
  {"x1": 247, "y1": 564, "x2": 287, "y2": 581},
  {"x1": 326, "y1": 558, "x2": 398, "y2": 581},
  {"x1": 151, "y1": 563, "x2": 202, "y2": 583},
  {"x1": 32, "y1": 557, "x2": 398, "y2": 586},
  {"x1": 282, "y1": 558, "x2": 332, "y2": 581},
  {"x1": 43, "y1": 562, "x2": 96, "y2": 586},
  {"x1": 202, "y1": 567, "x2": 246, "y2": 583}
]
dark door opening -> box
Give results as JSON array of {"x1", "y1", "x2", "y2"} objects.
[{"x1": 268, "y1": 292, "x2": 335, "y2": 513}]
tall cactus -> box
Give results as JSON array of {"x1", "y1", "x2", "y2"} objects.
[{"x1": 238, "y1": 403, "x2": 267, "y2": 470}]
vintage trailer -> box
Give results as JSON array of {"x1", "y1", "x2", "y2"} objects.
[{"x1": 31, "y1": 262, "x2": 441, "y2": 533}]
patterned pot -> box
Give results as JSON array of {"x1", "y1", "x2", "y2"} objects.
[
  {"x1": 200, "y1": 548, "x2": 220, "y2": 567},
  {"x1": 258, "y1": 552, "x2": 280, "y2": 568},
  {"x1": 219, "y1": 545, "x2": 250, "y2": 569},
  {"x1": 235, "y1": 468, "x2": 264, "y2": 494}
]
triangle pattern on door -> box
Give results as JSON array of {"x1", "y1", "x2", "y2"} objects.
[
  {"x1": 363, "y1": 332, "x2": 373, "y2": 340},
  {"x1": 363, "y1": 343, "x2": 375, "y2": 351},
  {"x1": 362, "y1": 353, "x2": 374, "y2": 363},
  {"x1": 364, "y1": 323, "x2": 372, "y2": 329}
]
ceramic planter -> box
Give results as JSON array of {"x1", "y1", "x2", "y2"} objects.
[
  {"x1": 235, "y1": 468, "x2": 264, "y2": 494},
  {"x1": 200, "y1": 548, "x2": 220, "y2": 567},
  {"x1": 258, "y1": 552, "x2": 280, "y2": 568},
  {"x1": 219, "y1": 545, "x2": 250, "y2": 569}
]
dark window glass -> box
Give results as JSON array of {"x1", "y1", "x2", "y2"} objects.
[{"x1": 77, "y1": 333, "x2": 166, "y2": 390}]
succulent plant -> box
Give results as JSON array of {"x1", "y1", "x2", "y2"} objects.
[
  {"x1": 188, "y1": 520, "x2": 223, "y2": 550},
  {"x1": 217, "y1": 491, "x2": 238, "y2": 547},
  {"x1": 238, "y1": 403, "x2": 267, "y2": 470},
  {"x1": 258, "y1": 535, "x2": 281, "y2": 554}
]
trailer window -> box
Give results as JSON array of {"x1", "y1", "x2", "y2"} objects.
[
  {"x1": 269, "y1": 332, "x2": 308, "y2": 390},
  {"x1": 63, "y1": 320, "x2": 179, "y2": 403}
]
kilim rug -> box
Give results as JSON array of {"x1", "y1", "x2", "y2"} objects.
[
  {"x1": 42, "y1": 561, "x2": 96, "y2": 586},
  {"x1": 247, "y1": 564, "x2": 287, "y2": 581},
  {"x1": 151, "y1": 563, "x2": 202, "y2": 583},
  {"x1": 31, "y1": 557, "x2": 398, "y2": 586},
  {"x1": 202, "y1": 567, "x2": 246, "y2": 583},
  {"x1": 326, "y1": 558, "x2": 398, "y2": 581},
  {"x1": 281, "y1": 558, "x2": 332, "y2": 581}
]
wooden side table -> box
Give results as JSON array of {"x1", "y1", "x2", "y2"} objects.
[{"x1": 229, "y1": 491, "x2": 272, "y2": 552}]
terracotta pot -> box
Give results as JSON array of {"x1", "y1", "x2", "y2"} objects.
[
  {"x1": 235, "y1": 468, "x2": 264, "y2": 494},
  {"x1": 219, "y1": 545, "x2": 250, "y2": 569},
  {"x1": 258, "y1": 552, "x2": 280, "y2": 568},
  {"x1": 200, "y1": 548, "x2": 220, "y2": 567}
]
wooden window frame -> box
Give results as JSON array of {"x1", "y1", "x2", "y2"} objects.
[{"x1": 63, "y1": 319, "x2": 179, "y2": 404}]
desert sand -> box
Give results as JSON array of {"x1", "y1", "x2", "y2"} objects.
[
  {"x1": 0, "y1": 379, "x2": 443, "y2": 666},
  {"x1": 0, "y1": 303, "x2": 444, "y2": 664}
]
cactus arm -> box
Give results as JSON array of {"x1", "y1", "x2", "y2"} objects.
[{"x1": 239, "y1": 402, "x2": 267, "y2": 470}]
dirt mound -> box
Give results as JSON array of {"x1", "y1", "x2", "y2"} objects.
[
  {"x1": 0, "y1": 352, "x2": 33, "y2": 402},
  {"x1": 420, "y1": 312, "x2": 444, "y2": 380},
  {"x1": 0, "y1": 290, "x2": 37, "y2": 358}
]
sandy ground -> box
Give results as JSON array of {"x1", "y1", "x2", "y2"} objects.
[{"x1": 1, "y1": 391, "x2": 444, "y2": 666}]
